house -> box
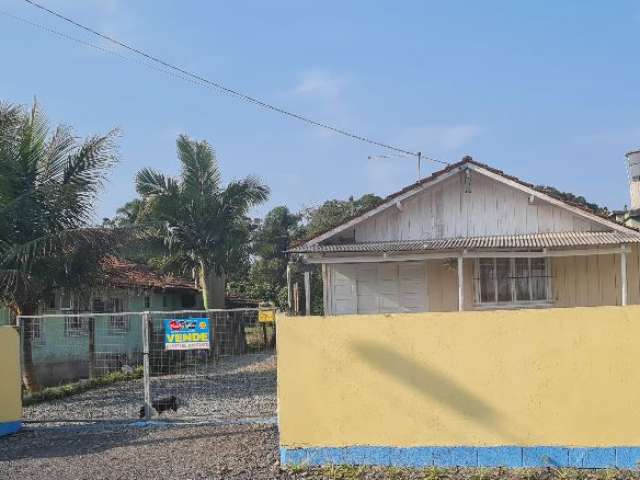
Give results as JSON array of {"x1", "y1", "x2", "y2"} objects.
[
  {"x1": 0, "y1": 257, "x2": 202, "y2": 328},
  {"x1": 290, "y1": 156, "x2": 640, "y2": 315},
  {"x1": 14, "y1": 257, "x2": 204, "y2": 387}
]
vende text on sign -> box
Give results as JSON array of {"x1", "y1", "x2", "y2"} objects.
[{"x1": 163, "y1": 317, "x2": 210, "y2": 351}]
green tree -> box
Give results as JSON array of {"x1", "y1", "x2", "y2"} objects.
[
  {"x1": 301, "y1": 193, "x2": 382, "y2": 238},
  {"x1": 0, "y1": 101, "x2": 119, "y2": 391},
  {"x1": 134, "y1": 134, "x2": 269, "y2": 309},
  {"x1": 281, "y1": 194, "x2": 382, "y2": 315},
  {"x1": 102, "y1": 198, "x2": 143, "y2": 228},
  {"x1": 236, "y1": 206, "x2": 302, "y2": 308}
]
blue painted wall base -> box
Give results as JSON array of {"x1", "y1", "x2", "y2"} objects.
[
  {"x1": 0, "y1": 421, "x2": 21, "y2": 437},
  {"x1": 280, "y1": 446, "x2": 640, "y2": 469}
]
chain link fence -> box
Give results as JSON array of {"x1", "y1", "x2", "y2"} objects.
[{"x1": 17, "y1": 308, "x2": 276, "y2": 423}]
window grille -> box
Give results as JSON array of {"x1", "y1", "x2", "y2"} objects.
[{"x1": 474, "y1": 257, "x2": 551, "y2": 307}]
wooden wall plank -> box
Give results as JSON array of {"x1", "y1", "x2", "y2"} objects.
[
  {"x1": 628, "y1": 245, "x2": 640, "y2": 305},
  {"x1": 354, "y1": 170, "x2": 605, "y2": 242}
]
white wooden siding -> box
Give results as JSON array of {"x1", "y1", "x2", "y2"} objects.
[
  {"x1": 398, "y1": 262, "x2": 427, "y2": 312},
  {"x1": 356, "y1": 264, "x2": 378, "y2": 313},
  {"x1": 354, "y1": 170, "x2": 606, "y2": 242},
  {"x1": 328, "y1": 262, "x2": 427, "y2": 315},
  {"x1": 330, "y1": 264, "x2": 356, "y2": 314}
]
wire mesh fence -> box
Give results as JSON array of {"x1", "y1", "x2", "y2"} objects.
[{"x1": 18, "y1": 308, "x2": 276, "y2": 423}]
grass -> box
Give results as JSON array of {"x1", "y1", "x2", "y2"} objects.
[
  {"x1": 285, "y1": 466, "x2": 640, "y2": 480},
  {"x1": 245, "y1": 324, "x2": 275, "y2": 352},
  {"x1": 23, "y1": 366, "x2": 143, "y2": 406}
]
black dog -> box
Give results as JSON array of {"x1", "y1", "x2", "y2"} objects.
[{"x1": 139, "y1": 395, "x2": 179, "y2": 418}]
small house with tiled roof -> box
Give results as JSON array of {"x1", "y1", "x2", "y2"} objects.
[
  {"x1": 290, "y1": 156, "x2": 640, "y2": 314},
  {"x1": 3, "y1": 258, "x2": 204, "y2": 387}
]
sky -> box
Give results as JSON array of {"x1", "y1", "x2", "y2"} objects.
[{"x1": 1, "y1": 0, "x2": 639, "y2": 222}]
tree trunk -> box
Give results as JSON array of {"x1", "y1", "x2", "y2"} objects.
[
  {"x1": 198, "y1": 263, "x2": 245, "y2": 356},
  {"x1": 19, "y1": 305, "x2": 41, "y2": 393},
  {"x1": 199, "y1": 263, "x2": 225, "y2": 309}
]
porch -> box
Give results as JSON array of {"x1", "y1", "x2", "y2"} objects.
[{"x1": 290, "y1": 231, "x2": 640, "y2": 315}]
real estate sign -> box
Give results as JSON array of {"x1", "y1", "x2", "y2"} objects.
[
  {"x1": 258, "y1": 308, "x2": 276, "y2": 323},
  {"x1": 163, "y1": 317, "x2": 210, "y2": 350}
]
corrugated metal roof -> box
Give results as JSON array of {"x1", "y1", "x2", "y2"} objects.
[{"x1": 290, "y1": 231, "x2": 640, "y2": 254}]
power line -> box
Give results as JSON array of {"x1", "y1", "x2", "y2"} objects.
[
  {"x1": 1, "y1": 7, "x2": 278, "y2": 112},
  {"x1": 19, "y1": 0, "x2": 447, "y2": 164},
  {"x1": 0, "y1": 10, "x2": 217, "y2": 92}
]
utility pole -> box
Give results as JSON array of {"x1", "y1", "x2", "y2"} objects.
[{"x1": 417, "y1": 151, "x2": 422, "y2": 180}]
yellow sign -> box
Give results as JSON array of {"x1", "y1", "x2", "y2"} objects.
[{"x1": 258, "y1": 309, "x2": 276, "y2": 323}]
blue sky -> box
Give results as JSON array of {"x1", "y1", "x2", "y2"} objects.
[{"x1": 1, "y1": 0, "x2": 639, "y2": 221}]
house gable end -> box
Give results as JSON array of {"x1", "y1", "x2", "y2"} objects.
[
  {"x1": 347, "y1": 168, "x2": 626, "y2": 245},
  {"x1": 304, "y1": 160, "x2": 630, "y2": 247}
]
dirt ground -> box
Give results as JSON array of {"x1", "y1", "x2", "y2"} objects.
[
  {"x1": 1, "y1": 421, "x2": 280, "y2": 480},
  {"x1": 3, "y1": 422, "x2": 640, "y2": 480},
  {"x1": 23, "y1": 353, "x2": 276, "y2": 422}
]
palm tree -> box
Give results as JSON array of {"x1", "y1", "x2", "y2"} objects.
[
  {"x1": 0, "y1": 100, "x2": 119, "y2": 391},
  {"x1": 134, "y1": 134, "x2": 269, "y2": 310}
]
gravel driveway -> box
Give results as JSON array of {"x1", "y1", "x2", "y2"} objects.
[
  {"x1": 4, "y1": 422, "x2": 640, "y2": 480},
  {"x1": 23, "y1": 353, "x2": 276, "y2": 421},
  {"x1": 1, "y1": 421, "x2": 282, "y2": 480}
]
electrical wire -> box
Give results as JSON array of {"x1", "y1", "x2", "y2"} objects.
[
  {"x1": 0, "y1": 10, "x2": 235, "y2": 99},
  {"x1": 19, "y1": 0, "x2": 447, "y2": 164}
]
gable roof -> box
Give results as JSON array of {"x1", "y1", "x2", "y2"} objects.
[
  {"x1": 100, "y1": 257, "x2": 198, "y2": 293},
  {"x1": 298, "y1": 157, "x2": 635, "y2": 248}
]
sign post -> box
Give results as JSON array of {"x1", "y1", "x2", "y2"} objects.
[{"x1": 258, "y1": 308, "x2": 276, "y2": 349}]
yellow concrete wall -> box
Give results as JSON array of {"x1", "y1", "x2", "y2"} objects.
[
  {"x1": 278, "y1": 306, "x2": 640, "y2": 448},
  {"x1": 0, "y1": 327, "x2": 21, "y2": 424}
]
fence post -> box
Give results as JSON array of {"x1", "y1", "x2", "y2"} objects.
[{"x1": 142, "y1": 311, "x2": 151, "y2": 420}]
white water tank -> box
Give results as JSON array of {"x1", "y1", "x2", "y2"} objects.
[{"x1": 627, "y1": 150, "x2": 640, "y2": 211}]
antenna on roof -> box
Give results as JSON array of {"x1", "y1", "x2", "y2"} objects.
[{"x1": 368, "y1": 151, "x2": 426, "y2": 181}]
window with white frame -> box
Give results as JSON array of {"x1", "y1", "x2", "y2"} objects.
[
  {"x1": 475, "y1": 257, "x2": 551, "y2": 306},
  {"x1": 64, "y1": 316, "x2": 88, "y2": 337},
  {"x1": 29, "y1": 318, "x2": 45, "y2": 345},
  {"x1": 108, "y1": 298, "x2": 128, "y2": 335}
]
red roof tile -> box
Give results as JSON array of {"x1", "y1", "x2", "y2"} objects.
[{"x1": 100, "y1": 256, "x2": 197, "y2": 292}]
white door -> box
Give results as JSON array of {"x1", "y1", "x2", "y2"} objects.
[
  {"x1": 331, "y1": 264, "x2": 357, "y2": 314},
  {"x1": 378, "y1": 263, "x2": 400, "y2": 312},
  {"x1": 398, "y1": 262, "x2": 427, "y2": 312},
  {"x1": 330, "y1": 262, "x2": 427, "y2": 315},
  {"x1": 356, "y1": 264, "x2": 379, "y2": 314}
]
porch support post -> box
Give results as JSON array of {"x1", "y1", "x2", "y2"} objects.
[
  {"x1": 304, "y1": 270, "x2": 311, "y2": 316},
  {"x1": 457, "y1": 255, "x2": 464, "y2": 311},
  {"x1": 621, "y1": 247, "x2": 628, "y2": 306},
  {"x1": 286, "y1": 263, "x2": 292, "y2": 313}
]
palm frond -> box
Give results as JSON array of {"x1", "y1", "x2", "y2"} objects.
[
  {"x1": 177, "y1": 134, "x2": 221, "y2": 198},
  {"x1": 221, "y1": 175, "x2": 270, "y2": 215},
  {"x1": 135, "y1": 168, "x2": 179, "y2": 197},
  {"x1": 39, "y1": 124, "x2": 76, "y2": 184},
  {"x1": 0, "y1": 226, "x2": 130, "y2": 273}
]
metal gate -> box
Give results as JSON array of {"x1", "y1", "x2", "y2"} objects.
[{"x1": 17, "y1": 308, "x2": 276, "y2": 423}]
